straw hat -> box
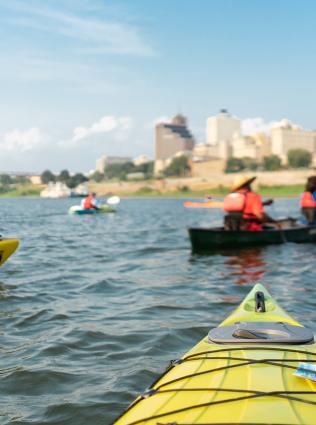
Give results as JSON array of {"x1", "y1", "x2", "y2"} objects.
[{"x1": 231, "y1": 175, "x2": 256, "y2": 192}]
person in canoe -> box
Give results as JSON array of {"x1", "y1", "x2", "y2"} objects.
[
  {"x1": 82, "y1": 192, "x2": 100, "y2": 210},
  {"x1": 223, "y1": 175, "x2": 277, "y2": 231},
  {"x1": 300, "y1": 176, "x2": 316, "y2": 224}
]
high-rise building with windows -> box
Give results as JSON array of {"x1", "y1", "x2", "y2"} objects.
[{"x1": 155, "y1": 114, "x2": 195, "y2": 160}]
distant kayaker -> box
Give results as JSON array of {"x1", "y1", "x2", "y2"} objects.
[
  {"x1": 223, "y1": 175, "x2": 276, "y2": 231},
  {"x1": 83, "y1": 192, "x2": 100, "y2": 210},
  {"x1": 300, "y1": 176, "x2": 316, "y2": 224}
]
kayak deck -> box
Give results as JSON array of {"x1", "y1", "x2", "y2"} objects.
[
  {"x1": 189, "y1": 225, "x2": 316, "y2": 252},
  {"x1": 112, "y1": 284, "x2": 316, "y2": 425}
]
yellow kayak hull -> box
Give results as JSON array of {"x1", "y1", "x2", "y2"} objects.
[
  {"x1": 113, "y1": 284, "x2": 316, "y2": 425},
  {"x1": 0, "y1": 239, "x2": 19, "y2": 267}
]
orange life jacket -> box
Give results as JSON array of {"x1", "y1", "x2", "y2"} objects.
[
  {"x1": 223, "y1": 192, "x2": 246, "y2": 212},
  {"x1": 83, "y1": 195, "x2": 94, "y2": 209},
  {"x1": 224, "y1": 191, "x2": 263, "y2": 231},
  {"x1": 300, "y1": 191, "x2": 316, "y2": 208}
]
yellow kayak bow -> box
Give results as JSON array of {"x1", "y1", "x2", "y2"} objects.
[
  {"x1": 0, "y1": 239, "x2": 19, "y2": 267},
  {"x1": 113, "y1": 284, "x2": 316, "y2": 425}
]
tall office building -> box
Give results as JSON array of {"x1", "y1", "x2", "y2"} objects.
[
  {"x1": 206, "y1": 109, "x2": 241, "y2": 145},
  {"x1": 155, "y1": 114, "x2": 195, "y2": 161}
]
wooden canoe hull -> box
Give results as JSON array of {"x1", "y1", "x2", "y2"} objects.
[{"x1": 189, "y1": 226, "x2": 316, "y2": 252}]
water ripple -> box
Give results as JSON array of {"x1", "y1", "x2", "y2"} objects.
[{"x1": 0, "y1": 197, "x2": 314, "y2": 424}]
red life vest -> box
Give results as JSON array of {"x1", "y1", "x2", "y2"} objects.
[
  {"x1": 83, "y1": 195, "x2": 94, "y2": 209},
  {"x1": 300, "y1": 192, "x2": 316, "y2": 208},
  {"x1": 223, "y1": 192, "x2": 246, "y2": 212}
]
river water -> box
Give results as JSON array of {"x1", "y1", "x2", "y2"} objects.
[{"x1": 1, "y1": 197, "x2": 316, "y2": 424}]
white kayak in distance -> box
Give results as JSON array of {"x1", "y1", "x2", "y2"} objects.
[{"x1": 68, "y1": 196, "x2": 120, "y2": 215}]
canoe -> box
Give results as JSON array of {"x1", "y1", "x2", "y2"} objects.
[
  {"x1": 68, "y1": 205, "x2": 116, "y2": 215},
  {"x1": 0, "y1": 239, "x2": 19, "y2": 266},
  {"x1": 189, "y1": 225, "x2": 316, "y2": 252},
  {"x1": 112, "y1": 283, "x2": 316, "y2": 425}
]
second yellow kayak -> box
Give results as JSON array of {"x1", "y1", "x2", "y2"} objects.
[{"x1": 0, "y1": 239, "x2": 19, "y2": 267}]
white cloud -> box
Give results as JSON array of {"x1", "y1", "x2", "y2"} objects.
[
  {"x1": 71, "y1": 115, "x2": 132, "y2": 143},
  {"x1": 242, "y1": 117, "x2": 277, "y2": 135},
  {"x1": 2, "y1": 2, "x2": 154, "y2": 57},
  {"x1": 1, "y1": 127, "x2": 44, "y2": 152}
]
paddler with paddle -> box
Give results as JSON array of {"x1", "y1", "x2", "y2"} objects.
[{"x1": 223, "y1": 175, "x2": 277, "y2": 231}]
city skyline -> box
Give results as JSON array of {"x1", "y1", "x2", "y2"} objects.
[{"x1": 0, "y1": 0, "x2": 316, "y2": 172}]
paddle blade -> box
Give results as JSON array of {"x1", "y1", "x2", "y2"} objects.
[
  {"x1": 107, "y1": 196, "x2": 120, "y2": 205},
  {"x1": 184, "y1": 200, "x2": 224, "y2": 209}
]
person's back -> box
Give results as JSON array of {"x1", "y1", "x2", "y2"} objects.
[
  {"x1": 224, "y1": 175, "x2": 275, "y2": 231},
  {"x1": 83, "y1": 193, "x2": 98, "y2": 210},
  {"x1": 300, "y1": 176, "x2": 316, "y2": 224}
]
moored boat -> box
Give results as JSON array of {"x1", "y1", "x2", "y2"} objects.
[
  {"x1": 189, "y1": 225, "x2": 316, "y2": 253},
  {"x1": 112, "y1": 283, "x2": 316, "y2": 425}
]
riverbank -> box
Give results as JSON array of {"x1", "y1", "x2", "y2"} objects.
[
  {"x1": 0, "y1": 169, "x2": 311, "y2": 198},
  {"x1": 0, "y1": 185, "x2": 43, "y2": 197},
  {"x1": 0, "y1": 183, "x2": 305, "y2": 198},
  {"x1": 88, "y1": 169, "x2": 312, "y2": 198}
]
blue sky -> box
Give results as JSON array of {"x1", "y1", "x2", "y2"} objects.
[{"x1": 0, "y1": 0, "x2": 315, "y2": 172}]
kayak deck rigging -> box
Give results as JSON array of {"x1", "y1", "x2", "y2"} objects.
[
  {"x1": 118, "y1": 346, "x2": 316, "y2": 425},
  {"x1": 112, "y1": 285, "x2": 316, "y2": 425}
]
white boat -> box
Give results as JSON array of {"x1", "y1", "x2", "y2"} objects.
[{"x1": 40, "y1": 182, "x2": 71, "y2": 198}]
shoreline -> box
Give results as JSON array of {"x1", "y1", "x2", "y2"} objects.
[
  {"x1": 0, "y1": 169, "x2": 312, "y2": 198},
  {"x1": 0, "y1": 183, "x2": 304, "y2": 198}
]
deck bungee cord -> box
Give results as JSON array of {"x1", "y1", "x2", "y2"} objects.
[
  {"x1": 116, "y1": 349, "x2": 316, "y2": 425},
  {"x1": 112, "y1": 285, "x2": 316, "y2": 425}
]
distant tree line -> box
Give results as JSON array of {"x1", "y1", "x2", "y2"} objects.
[
  {"x1": 0, "y1": 174, "x2": 29, "y2": 194},
  {"x1": 41, "y1": 169, "x2": 88, "y2": 188},
  {"x1": 225, "y1": 149, "x2": 312, "y2": 173},
  {"x1": 90, "y1": 161, "x2": 154, "y2": 182}
]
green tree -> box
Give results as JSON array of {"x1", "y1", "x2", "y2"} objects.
[
  {"x1": 241, "y1": 157, "x2": 258, "y2": 171},
  {"x1": 104, "y1": 162, "x2": 135, "y2": 180},
  {"x1": 225, "y1": 158, "x2": 245, "y2": 173},
  {"x1": 135, "y1": 161, "x2": 154, "y2": 179},
  {"x1": 14, "y1": 175, "x2": 28, "y2": 185},
  {"x1": 67, "y1": 173, "x2": 88, "y2": 188},
  {"x1": 164, "y1": 156, "x2": 190, "y2": 177},
  {"x1": 0, "y1": 174, "x2": 13, "y2": 185},
  {"x1": 287, "y1": 149, "x2": 312, "y2": 168},
  {"x1": 263, "y1": 155, "x2": 282, "y2": 171},
  {"x1": 90, "y1": 171, "x2": 104, "y2": 182},
  {"x1": 41, "y1": 170, "x2": 56, "y2": 184},
  {"x1": 58, "y1": 169, "x2": 70, "y2": 182}
]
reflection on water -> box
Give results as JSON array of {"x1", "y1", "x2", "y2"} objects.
[{"x1": 223, "y1": 248, "x2": 268, "y2": 285}]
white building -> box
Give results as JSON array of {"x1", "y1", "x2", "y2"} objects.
[
  {"x1": 133, "y1": 155, "x2": 150, "y2": 166},
  {"x1": 271, "y1": 119, "x2": 316, "y2": 164},
  {"x1": 231, "y1": 133, "x2": 271, "y2": 160},
  {"x1": 40, "y1": 182, "x2": 71, "y2": 198},
  {"x1": 96, "y1": 155, "x2": 132, "y2": 173},
  {"x1": 206, "y1": 109, "x2": 241, "y2": 146}
]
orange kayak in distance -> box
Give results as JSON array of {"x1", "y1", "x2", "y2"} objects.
[{"x1": 183, "y1": 200, "x2": 224, "y2": 208}]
